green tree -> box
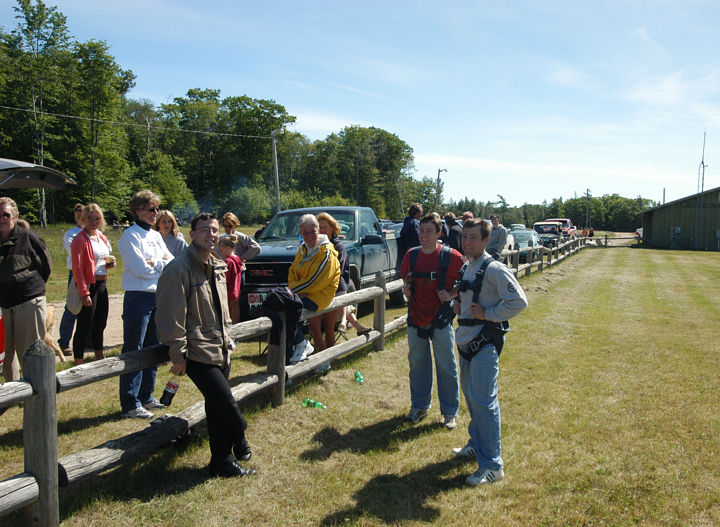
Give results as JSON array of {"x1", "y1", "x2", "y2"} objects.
[{"x1": 133, "y1": 150, "x2": 196, "y2": 217}]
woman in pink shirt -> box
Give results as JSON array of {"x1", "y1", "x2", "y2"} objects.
[{"x1": 70, "y1": 204, "x2": 115, "y2": 365}]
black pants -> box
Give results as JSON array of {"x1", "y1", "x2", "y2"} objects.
[
  {"x1": 73, "y1": 280, "x2": 108, "y2": 360},
  {"x1": 186, "y1": 358, "x2": 248, "y2": 469}
]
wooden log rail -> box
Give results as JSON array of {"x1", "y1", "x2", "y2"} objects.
[{"x1": 0, "y1": 247, "x2": 580, "y2": 526}]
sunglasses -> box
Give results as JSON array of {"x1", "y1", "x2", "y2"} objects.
[
  {"x1": 147, "y1": 207, "x2": 159, "y2": 213},
  {"x1": 1, "y1": 212, "x2": 12, "y2": 219}
]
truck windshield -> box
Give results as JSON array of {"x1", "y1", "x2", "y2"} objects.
[{"x1": 258, "y1": 211, "x2": 357, "y2": 241}]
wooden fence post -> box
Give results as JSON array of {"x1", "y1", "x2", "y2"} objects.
[
  {"x1": 512, "y1": 242, "x2": 520, "y2": 272},
  {"x1": 373, "y1": 272, "x2": 386, "y2": 352},
  {"x1": 22, "y1": 339, "x2": 59, "y2": 527},
  {"x1": 267, "y1": 312, "x2": 286, "y2": 407}
]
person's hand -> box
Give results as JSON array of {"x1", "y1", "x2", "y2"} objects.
[
  {"x1": 162, "y1": 253, "x2": 170, "y2": 261},
  {"x1": 146, "y1": 258, "x2": 154, "y2": 267},
  {"x1": 470, "y1": 302, "x2": 486, "y2": 320},
  {"x1": 437, "y1": 289, "x2": 452, "y2": 303},
  {"x1": 170, "y1": 360, "x2": 187, "y2": 376},
  {"x1": 82, "y1": 295, "x2": 92, "y2": 307}
]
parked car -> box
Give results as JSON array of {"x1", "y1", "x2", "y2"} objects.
[
  {"x1": 509, "y1": 223, "x2": 526, "y2": 231},
  {"x1": 512, "y1": 229, "x2": 543, "y2": 263},
  {"x1": 544, "y1": 218, "x2": 577, "y2": 238},
  {"x1": 533, "y1": 221, "x2": 563, "y2": 247}
]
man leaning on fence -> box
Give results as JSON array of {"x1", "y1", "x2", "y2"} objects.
[
  {"x1": 156, "y1": 212, "x2": 255, "y2": 478},
  {"x1": 0, "y1": 197, "x2": 51, "y2": 382},
  {"x1": 452, "y1": 217, "x2": 527, "y2": 486}
]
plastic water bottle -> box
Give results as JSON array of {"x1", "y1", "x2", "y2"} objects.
[
  {"x1": 354, "y1": 371, "x2": 364, "y2": 384},
  {"x1": 301, "y1": 398, "x2": 326, "y2": 409},
  {"x1": 159, "y1": 375, "x2": 180, "y2": 407}
]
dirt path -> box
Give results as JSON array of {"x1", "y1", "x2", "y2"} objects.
[{"x1": 48, "y1": 293, "x2": 125, "y2": 350}]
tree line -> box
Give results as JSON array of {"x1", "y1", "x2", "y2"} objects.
[{"x1": 0, "y1": 1, "x2": 654, "y2": 231}]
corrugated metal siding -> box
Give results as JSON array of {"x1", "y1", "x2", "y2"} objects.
[{"x1": 642, "y1": 187, "x2": 720, "y2": 250}]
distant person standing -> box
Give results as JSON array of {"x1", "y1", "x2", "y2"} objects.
[
  {"x1": 396, "y1": 203, "x2": 423, "y2": 270},
  {"x1": 58, "y1": 203, "x2": 84, "y2": 354},
  {"x1": 118, "y1": 190, "x2": 173, "y2": 419},
  {"x1": 486, "y1": 214, "x2": 508, "y2": 261},
  {"x1": 156, "y1": 212, "x2": 255, "y2": 478},
  {"x1": 0, "y1": 197, "x2": 51, "y2": 381},
  {"x1": 444, "y1": 212, "x2": 463, "y2": 252},
  {"x1": 221, "y1": 212, "x2": 261, "y2": 261},
  {"x1": 153, "y1": 210, "x2": 187, "y2": 258},
  {"x1": 451, "y1": 218, "x2": 527, "y2": 486},
  {"x1": 461, "y1": 211, "x2": 474, "y2": 225}
]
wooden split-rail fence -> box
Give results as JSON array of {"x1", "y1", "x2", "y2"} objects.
[{"x1": 0, "y1": 236, "x2": 587, "y2": 526}]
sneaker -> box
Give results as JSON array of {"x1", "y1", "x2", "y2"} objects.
[
  {"x1": 452, "y1": 444, "x2": 477, "y2": 459},
  {"x1": 143, "y1": 399, "x2": 166, "y2": 410},
  {"x1": 289, "y1": 339, "x2": 314, "y2": 364},
  {"x1": 442, "y1": 415, "x2": 457, "y2": 429},
  {"x1": 406, "y1": 408, "x2": 428, "y2": 423},
  {"x1": 466, "y1": 468, "x2": 504, "y2": 486},
  {"x1": 122, "y1": 407, "x2": 154, "y2": 419}
]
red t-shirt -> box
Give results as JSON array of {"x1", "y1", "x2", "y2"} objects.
[
  {"x1": 225, "y1": 253, "x2": 243, "y2": 304},
  {"x1": 400, "y1": 244, "x2": 465, "y2": 327}
]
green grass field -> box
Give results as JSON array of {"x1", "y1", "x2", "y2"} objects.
[{"x1": 1, "y1": 246, "x2": 719, "y2": 526}]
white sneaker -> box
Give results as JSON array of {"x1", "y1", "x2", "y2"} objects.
[
  {"x1": 466, "y1": 468, "x2": 504, "y2": 486},
  {"x1": 406, "y1": 408, "x2": 428, "y2": 423},
  {"x1": 289, "y1": 339, "x2": 314, "y2": 364},
  {"x1": 122, "y1": 407, "x2": 154, "y2": 419},
  {"x1": 442, "y1": 415, "x2": 457, "y2": 429},
  {"x1": 143, "y1": 399, "x2": 166, "y2": 410},
  {"x1": 452, "y1": 444, "x2": 477, "y2": 458}
]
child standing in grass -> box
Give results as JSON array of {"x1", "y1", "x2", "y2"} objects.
[{"x1": 217, "y1": 235, "x2": 242, "y2": 324}]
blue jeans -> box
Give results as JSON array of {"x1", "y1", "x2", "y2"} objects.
[
  {"x1": 459, "y1": 343, "x2": 503, "y2": 471},
  {"x1": 58, "y1": 271, "x2": 77, "y2": 349},
  {"x1": 119, "y1": 291, "x2": 159, "y2": 412},
  {"x1": 407, "y1": 324, "x2": 459, "y2": 417}
]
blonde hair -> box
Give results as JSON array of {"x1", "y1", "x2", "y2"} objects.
[
  {"x1": 222, "y1": 212, "x2": 240, "y2": 230},
  {"x1": 0, "y1": 197, "x2": 19, "y2": 219},
  {"x1": 81, "y1": 203, "x2": 106, "y2": 231},
  {"x1": 217, "y1": 234, "x2": 238, "y2": 249},
  {"x1": 317, "y1": 212, "x2": 340, "y2": 238},
  {"x1": 153, "y1": 209, "x2": 179, "y2": 236}
]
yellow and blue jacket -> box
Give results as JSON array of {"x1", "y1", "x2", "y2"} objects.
[{"x1": 288, "y1": 235, "x2": 340, "y2": 311}]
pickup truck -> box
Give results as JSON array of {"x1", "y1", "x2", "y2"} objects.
[
  {"x1": 533, "y1": 221, "x2": 563, "y2": 247},
  {"x1": 545, "y1": 217, "x2": 577, "y2": 238},
  {"x1": 242, "y1": 206, "x2": 403, "y2": 316}
]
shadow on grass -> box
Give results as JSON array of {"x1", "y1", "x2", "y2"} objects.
[
  {"x1": 321, "y1": 458, "x2": 468, "y2": 525},
  {"x1": 301, "y1": 416, "x2": 443, "y2": 461},
  {"x1": 55, "y1": 432, "x2": 222, "y2": 521}
]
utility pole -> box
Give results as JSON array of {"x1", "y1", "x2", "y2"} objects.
[
  {"x1": 271, "y1": 128, "x2": 284, "y2": 213},
  {"x1": 584, "y1": 188, "x2": 591, "y2": 228},
  {"x1": 695, "y1": 132, "x2": 708, "y2": 249},
  {"x1": 434, "y1": 168, "x2": 447, "y2": 211}
]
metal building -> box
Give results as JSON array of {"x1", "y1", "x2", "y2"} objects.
[{"x1": 641, "y1": 186, "x2": 720, "y2": 250}]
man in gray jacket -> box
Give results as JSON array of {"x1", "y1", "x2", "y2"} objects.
[
  {"x1": 451, "y1": 218, "x2": 527, "y2": 486},
  {"x1": 156, "y1": 212, "x2": 255, "y2": 478},
  {"x1": 485, "y1": 214, "x2": 508, "y2": 260}
]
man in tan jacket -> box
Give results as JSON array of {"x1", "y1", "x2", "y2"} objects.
[{"x1": 156, "y1": 212, "x2": 255, "y2": 478}]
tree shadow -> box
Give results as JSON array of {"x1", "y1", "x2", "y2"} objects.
[
  {"x1": 301, "y1": 416, "x2": 442, "y2": 461},
  {"x1": 321, "y1": 458, "x2": 467, "y2": 525}
]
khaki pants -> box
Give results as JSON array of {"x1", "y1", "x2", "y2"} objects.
[{"x1": 2, "y1": 297, "x2": 46, "y2": 381}]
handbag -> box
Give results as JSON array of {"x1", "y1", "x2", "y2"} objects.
[{"x1": 66, "y1": 280, "x2": 83, "y2": 315}]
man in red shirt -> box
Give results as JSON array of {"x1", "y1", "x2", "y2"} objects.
[{"x1": 400, "y1": 213, "x2": 465, "y2": 428}]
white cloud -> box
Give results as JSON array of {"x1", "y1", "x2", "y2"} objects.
[
  {"x1": 545, "y1": 64, "x2": 595, "y2": 90},
  {"x1": 628, "y1": 26, "x2": 661, "y2": 49},
  {"x1": 289, "y1": 110, "x2": 370, "y2": 138}
]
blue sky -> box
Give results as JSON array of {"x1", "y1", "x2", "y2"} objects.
[{"x1": 5, "y1": 1, "x2": 719, "y2": 206}]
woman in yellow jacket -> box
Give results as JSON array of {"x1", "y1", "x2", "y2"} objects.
[{"x1": 288, "y1": 214, "x2": 340, "y2": 352}]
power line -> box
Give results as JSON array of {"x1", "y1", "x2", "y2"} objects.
[{"x1": 0, "y1": 104, "x2": 272, "y2": 140}]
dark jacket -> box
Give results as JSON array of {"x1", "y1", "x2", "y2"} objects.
[
  {"x1": 0, "y1": 226, "x2": 51, "y2": 309},
  {"x1": 396, "y1": 216, "x2": 420, "y2": 270},
  {"x1": 446, "y1": 221, "x2": 463, "y2": 252},
  {"x1": 332, "y1": 237, "x2": 349, "y2": 293}
]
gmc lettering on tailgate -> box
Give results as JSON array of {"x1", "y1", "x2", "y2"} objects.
[{"x1": 249, "y1": 269, "x2": 274, "y2": 277}]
